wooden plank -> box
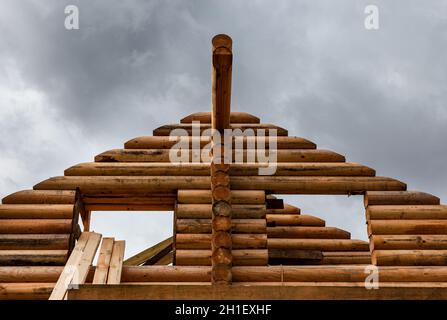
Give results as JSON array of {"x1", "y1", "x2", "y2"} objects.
[
  {"x1": 71, "y1": 232, "x2": 102, "y2": 286},
  {"x1": 107, "y1": 240, "x2": 125, "y2": 284},
  {"x1": 92, "y1": 238, "x2": 115, "y2": 284},
  {"x1": 67, "y1": 283, "x2": 447, "y2": 300},
  {"x1": 48, "y1": 232, "x2": 90, "y2": 300},
  {"x1": 49, "y1": 232, "x2": 101, "y2": 300},
  {"x1": 124, "y1": 237, "x2": 173, "y2": 266}
]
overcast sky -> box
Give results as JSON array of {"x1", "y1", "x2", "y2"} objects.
[{"x1": 1, "y1": 1, "x2": 446, "y2": 257}]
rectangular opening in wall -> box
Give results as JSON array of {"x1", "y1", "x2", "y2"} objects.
[{"x1": 89, "y1": 211, "x2": 173, "y2": 264}]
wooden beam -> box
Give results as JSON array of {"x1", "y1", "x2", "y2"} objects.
[
  {"x1": 176, "y1": 218, "x2": 266, "y2": 234},
  {"x1": 176, "y1": 204, "x2": 265, "y2": 219},
  {"x1": 0, "y1": 234, "x2": 70, "y2": 250},
  {"x1": 371, "y1": 235, "x2": 447, "y2": 250},
  {"x1": 176, "y1": 234, "x2": 267, "y2": 250},
  {"x1": 2, "y1": 190, "x2": 76, "y2": 205},
  {"x1": 266, "y1": 214, "x2": 325, "y2": 227},
  {"x1": 365, "y1": 191, "x2": 440, "y2": 207},
  {"x1": 368, "y1": 220, "x2": 447, "y2": 235},
  {"x1": 65, "y1": 162, "x2": 374, "y2": 177},
  {"x1": 372, "y1": 250, "x2": 447, "y2": 266},
  {"x1": 267, "y1": 226, "x2": 350, "y2": 239},
  {"x1": 93, "y1": 149, "x2": 345, "y2": 163},
  {"x1": 153, "y1": 123, "x2": 288, "y2": 136},
  {"x1": 34, "y1": 176, "x2": 406, "y2": 195},
  {"x1": 175, "y1": 249, "x2": 268, "y2": 266},
  {"x1": 229, "y1": 176, "x2": 407, "y2": 194},
  {"x1": 6, "y1": 265, "x2": 447, "y2": 284},
  {"x1": 367, "y1": 205, "x2": 447, "y2": 220},
  {"x1": 67, "y1": 283, "x2": 447, "y2": 300},
  {"x1": 124, "y1": 237, "x2": 173, "y2": 266},
  {"x1": 154, "y1": 251, "x2": 174, "y2": 265},
  {"x1": 0, "y1": 219, "x2": 72, "y2": 234},
  {"x1": 0, "y1": 250, "x2": 68, "y2": 266},
  {"x1": 124, "y1": 136, "x2": 316, "y2": 150},
  {"x1": 321, "y1": 252, "x2": 371, "y2": 265},
  {"x1": 0, "y1": 204, "x2": 74, "y2": 219},
  {"x1": 267, "y1": 239, "x2": 369, "y2": 251},
  {"x1": 0, "y1": 283, "x2": 55, "y2": 300},
  {"x1": 177, "y1": 190, "x2": 264, "y2": 204},
  {"x1": 212, "y1": 33, "x2": 232, "y2": 131}
]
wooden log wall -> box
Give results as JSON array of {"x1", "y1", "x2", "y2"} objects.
[
  {"x1": 175, "y1": 189, "x2": 269, "y2": 269},
  {"x1": 175, "y1": 192, "x2": 370, "y2": 266},
  {"x1": 0, "y1": 190, "x2": 82, "y2": 266},
  {"x1": 365, "y1": 191, "x2": 447, "y2": 266}
]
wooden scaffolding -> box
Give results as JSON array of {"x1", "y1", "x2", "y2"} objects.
[{"x1": 1, "y1": 35, "x2": 447, "y2": 300}]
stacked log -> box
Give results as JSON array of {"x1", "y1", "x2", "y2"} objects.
[
  {"x1": 0, "y1": 190, "x2": 82, "y2": 266},
  {"x1": 175, "y1": 190, "x2": 268, "y2": 268},
  {"x1": 365, "y1": 191, "x2": 447, "y2": 266},
  {"x1": 264, "y1": 198, "x2": 370, "y2": 265}
]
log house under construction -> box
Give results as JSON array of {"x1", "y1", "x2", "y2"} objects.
[{"x1": 1, "y1": 34, "x2": 447, "y2": 300}]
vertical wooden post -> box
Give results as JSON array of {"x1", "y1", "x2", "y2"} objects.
[{"x1": 210, "y1": 34, "x2": 233, "y2": 285}]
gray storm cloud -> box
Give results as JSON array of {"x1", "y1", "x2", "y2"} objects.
[{"x1": 0, "y1": 0, "x2": 446, "y2": 255}]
